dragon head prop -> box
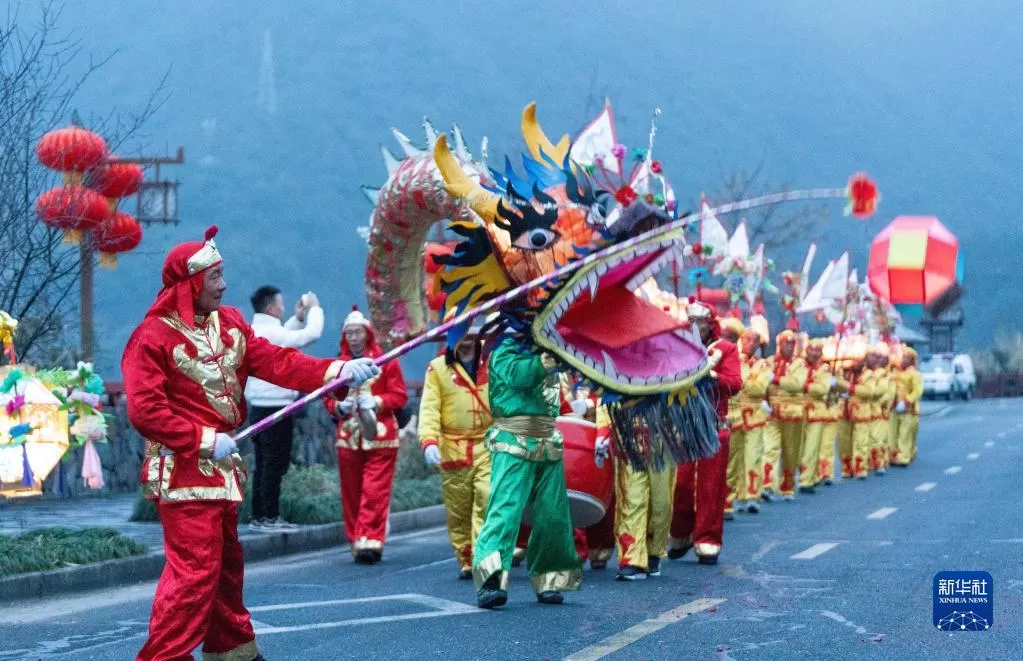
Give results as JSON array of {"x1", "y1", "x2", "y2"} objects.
[{"x1": 433, "y1": 104, "x2": 710, "y2": 400}]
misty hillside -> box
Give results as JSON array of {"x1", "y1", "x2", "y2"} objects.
[{"x1": 40, "y1": 0, "x2": 1021, "y2": 378}]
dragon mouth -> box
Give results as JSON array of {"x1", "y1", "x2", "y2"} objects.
[{"x1": 533, "y1": 230, "x2": 709, "y2": 395}]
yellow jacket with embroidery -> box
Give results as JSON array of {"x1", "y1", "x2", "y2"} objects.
[
  {"x1": 847, "y1": 368, "x2": 877, "y2": 423},
  {"x1": 894, "y1": 367, "x2": 924, "y2": 415},
  {"x1": 417, "y1": 355, "x2": 492, "y2": 470},
  {"x1": 729, "y1": 357, "x2": 771, "y2": 431},
  {"x1": 803, "y1": 361, "x2": 837, "y2": 423},
  {"x1": 871, "y1": 367, "x2": 895, "y2": 420},
  {"x1": 765, "y1": 356, "x2": 808, "y2": 422}
]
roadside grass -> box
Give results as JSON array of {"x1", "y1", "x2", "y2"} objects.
[{"x1": 0, "y1": 527, "x2": 146, "y2": 578}]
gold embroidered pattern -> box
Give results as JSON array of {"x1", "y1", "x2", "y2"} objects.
[
  {"x1": 162, "y1": 312, "x2": 246, "y2": 427},
  {"x1": 530, "y1": 569, "x2": 582, "y2": 594},
  {"x1": 473, "y1": 550, "x2": 509, "y2": 592}
]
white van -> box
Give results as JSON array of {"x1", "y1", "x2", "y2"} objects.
[{"x1": 920, "y1": 353, "x2": 976, "y2": 400}]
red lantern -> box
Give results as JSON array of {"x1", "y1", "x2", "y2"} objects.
[
  {"x1": 846, "y1": 173, "x2": 879, "y2": 219},
  {"x1": 36, "y1": 127, "x2": 108, "y2": 178},
  {"x1": 868, "y1": 215, "x2": 958, "y2": 305},
  {"x1": 93, "y1": 212, "x2": 142, "y2": 268},
  {"x1": 35, "y1": 187, "x2": 112, "y2": 244},
  {"x1": 85, "y1": 161, "x2": 144, "y2": 198}
]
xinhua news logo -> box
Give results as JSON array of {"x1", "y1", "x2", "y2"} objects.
[{"x1": 933, "y1": 571, "x2": 993, "y2": 632}]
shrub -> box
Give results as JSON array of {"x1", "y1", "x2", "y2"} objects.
[{"x1": 0, "y1": 527, "x2": 147, "y2": 578}]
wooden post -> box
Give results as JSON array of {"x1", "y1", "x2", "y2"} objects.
[{"x1": 80, "y1": 233, "x2": 94, "y2": 363}]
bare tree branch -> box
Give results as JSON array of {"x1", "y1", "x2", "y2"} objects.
[{"x1": 0, "y1": 0, "x2": 168, "y2": 364}]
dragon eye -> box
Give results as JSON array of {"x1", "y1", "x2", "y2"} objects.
[{"x1": 513, "y1": 228, "x2": 559, "y2": 251}]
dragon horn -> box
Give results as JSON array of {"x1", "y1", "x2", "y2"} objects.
[
  {"x1": 521, "y1": 102, "x2": 570, "y2": 164},
  {"x1": 434, "y1": 134, "x2": 500, "y2": 222}
]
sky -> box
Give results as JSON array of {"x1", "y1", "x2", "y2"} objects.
[{"x1": 30, "y1": 0, "x2": 1021, "y2": 378}]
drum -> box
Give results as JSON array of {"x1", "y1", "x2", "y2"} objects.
[{"x1": 522, "y1": 417, "x2": 613, "y2": 528}]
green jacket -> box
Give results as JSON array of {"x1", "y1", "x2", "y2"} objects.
[{"x1": 484, "y1": 336, "x2": 562, "y2": 461}]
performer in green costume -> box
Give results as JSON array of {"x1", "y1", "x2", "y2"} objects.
[{"x1": 472, "y1": 335, "x2": 582, "y2": 609}]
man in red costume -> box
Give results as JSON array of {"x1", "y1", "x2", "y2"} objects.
[
  {"x1": 325, "y1": 307, "x2": 408, "y2": 564},
  {"x1": 123, "y1": 227, "x2": 378, "y2": 661},
  {"x1": 668, "y1": 299, "x2": 743, "y2": 565}
]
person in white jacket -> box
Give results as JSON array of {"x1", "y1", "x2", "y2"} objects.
[{"x1": 244, "y1": 285, "x2": 325, "y2": 531}]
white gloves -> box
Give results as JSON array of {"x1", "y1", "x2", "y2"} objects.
[
  {"x1": 341, "y1": 358, "x2": 379, "y2": 387},
  {"x1": 760, "y1": 400, "x2": 774, "y2": 415},
  {"x1": 358, "y1": 393, "x2": 378, "y2": 410},
  {"x1": 594, "y1": 435, "x2": 611, "y2": 467},
  {"x1": 540, "y1": 353, "x2": 557, "y2": 371},
  {"x1": 337, "y1": 399, "x2": 355, "y2": 416},
  {"x1": 424, "y1": 445, "x2": 442, "y2": 467},
  {"x1": 895, "y1": 401, "x2": 907, "y2": 413},
  {"x1": 212, "y1": 433, "x2": 237, "y2": 460},
  {"x1": 570, "y1": 399, "x2": 589, "y2": 417},
  {"x1": 830, "y1": 376, "x2": 838, "y2": 387}
]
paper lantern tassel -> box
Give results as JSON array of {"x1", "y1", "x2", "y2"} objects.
[
  {"x1": 98, "y1": 252, "x2": 118, "y2": 269},
  {"x1": 82, "y1": 439, "x2": 105, "y2": 490}
]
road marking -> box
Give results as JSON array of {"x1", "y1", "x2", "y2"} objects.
[
  {"x1": 866, "y1": 507, "x2": 898, "y2": 520},
  {"x1": 790, "y1": 543, "x2": 840, "y2": 560},
  {"x1": 394, "y1": 557, "x2": 457, "y2": 574},
  {"x1": 944, "y1": 466, "x2": 962, "y2": 474},
  {"x1": 914, "y1": 482, "x2": 937, "y2": 492},
  {"x1": 564, "y1": 598, "x2": 727, "y2": 661},
  {"x1": 967, "y1": 453, "x2": 980, "y2": 460},
  {"x1": 984, "y1": 441, "x2": 995, "y2": 448},
  {"x1": 751, "y1": 541, "x2": 778, "y2": 562},
  {"x1": 990, "y1": 539, "x2": 1023, "y2": 544},
  {"x1": 249, "y1": 593, "x2": 482, "y2": 634},
  {"x1": 933, "y1": 408, "x2": 951, "y2": 419}
]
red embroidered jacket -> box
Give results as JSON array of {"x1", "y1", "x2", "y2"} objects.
[
  {"x1": 122, "y1": 306, "x2": 343, "y2": 502},
  {"x1": 707, "y1": 339, "x2": 743, "y2": 419}
]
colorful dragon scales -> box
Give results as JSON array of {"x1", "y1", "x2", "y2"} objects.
[
  {"x1": 359, "y1": 103, "x2": 877, "y2": 468},
  {"x1": 362, "y1": 104, "x2": 720, "y2": 468}
]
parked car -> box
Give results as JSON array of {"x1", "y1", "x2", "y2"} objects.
[{"x1": 920, "y1": 353, "x2": 976, "y2": 400}]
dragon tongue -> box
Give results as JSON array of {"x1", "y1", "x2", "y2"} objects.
[{"x1": 557, "y1": 287, "x2": 684, "y2": 350}]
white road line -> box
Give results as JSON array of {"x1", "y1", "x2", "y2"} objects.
[
  {"x1": 249, "y1": 593, "x2": 482, "y2": 634},
  {"x1": 564, "y1": 598, "x2": 727, "y2": 661},
  {"x1": 866, "y1": 507, "x2": 898, "y2": 520},
  {"x1": 914, "y1": 482, "x2": 937, "y2": 492},
  {"x1": 394, "y1": 557, "x2": 457, "y2": 574},
  {"x1": 984, "y1": 441, "x2": 995, "y2": 448},
  {"x1": 990, "y1": 539, "x2": 1023, "y2": 544},
  {"x1": 933, "y1": 408, "x2": 951, "y2": 419},
  {"x1": 751, "y1": 541, "x2": 778, "y2": 562},
  {"x1": 967, "y1": 453, "x2": 980, "y2": 460},
  {"x1": 790, "y1": 543, "x2": 840, "y2": 560},
  {"x1": 945, "y1": 466, "x2": 962, "y2": 474}
]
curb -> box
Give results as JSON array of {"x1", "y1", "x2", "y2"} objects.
[{"x1": 0, "y1": 504, "x2": 446, "y2": 603}]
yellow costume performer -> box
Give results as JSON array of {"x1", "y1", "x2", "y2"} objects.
[
  {"x1": 869, "y1": 344, "x2": 894, "y2": 475},
  {"x1": 815, "y1": 351, "x2": 849, "y2": 486},
  {"x1": 761, "y1": 330, "x2": 808, "y2": 499},
  {"x1": 891, "y1": 347, "x2": 923, "y2": 466},
  {"x1": 597, "y1": 405, "x2": 676, "y2": 580},
  {"x1": 727, "y1": 326, "x2": 771, "y2": 513},
  {"x1": 418, "y1": 325, "x2": 493, "y2": 579},
  {"x1": 798, "y1": 339, "x2": 839, "y2": 492},
  {"x1": 841, "y1": 360, "x2": 877, "y2": 479}
]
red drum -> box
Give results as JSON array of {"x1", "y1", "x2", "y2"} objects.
[{"x1": 560, "y1": 416, "x2": 614, "y2": 527}]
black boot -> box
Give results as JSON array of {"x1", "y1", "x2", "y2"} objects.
[
  {"x1": 537, "y1": 591, "x2": 564, "y2": 605},
  {"x1": 477, "y1": 588, "x2": 508, "y2": 609}
]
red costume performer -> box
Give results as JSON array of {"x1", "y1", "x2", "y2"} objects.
[
  {"x1": 325, "y1": 307, "x2": 408, "y2": 563},
  {"x1": 123, "y1": 228, "x2": 376, "y2": 661},
  {"x1": 668, "y1": 300, "x2": 743, "y2": 564}
]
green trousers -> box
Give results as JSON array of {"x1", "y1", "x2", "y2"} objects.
[{"x1": 472, "y1": 448, "x2": 582, "y2": 595}]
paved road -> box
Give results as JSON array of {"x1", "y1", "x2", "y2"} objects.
[{"x1": 3, "y1": 399, "x2": 1022, "y2": 660}]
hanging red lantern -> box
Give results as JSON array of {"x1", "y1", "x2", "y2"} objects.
[
  {"x1": 845, "y1": 173, "x2": 879, "y2": 219},
  {"x1": 36, "y1": 127, "x2": 108, "y2": 182},
  {"x1": 92, "y1": 212, "x2": 142, "y2": 268},
  {"x1": 85, "y1": 160, "x2": 144, "y2": 199},
  {"x1": 35, "y1": 187, "x2": 112, "y2": 244}
]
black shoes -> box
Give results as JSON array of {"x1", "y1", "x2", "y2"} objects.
[
  {"x1": 647, "y1": 556, "x2": 661, "y2": 577},
  {"x1": 354, "y1": 550, "x2": 380, "y2": 565},
  {"x1": 477, "y1": 588, "x2": 508, "y2": 609},
  {"x1": 537, "y1": 591, "x2": 564, "y2": 605},
  {"x1": 667, "y1": 543, "x2": 691, "y2": 560},
  {"x1": 616, "y1": 565, "x2": 647, "y2": 581},
  {"x1": 798, "y1": 486, "x2": 816, "y2": 495},
  {"x1": 458, "y1": 569, "x2": 473, "y2": 581},
  {"x1": 697, "y1": 554, "x2": 719, "y2": 566}
]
